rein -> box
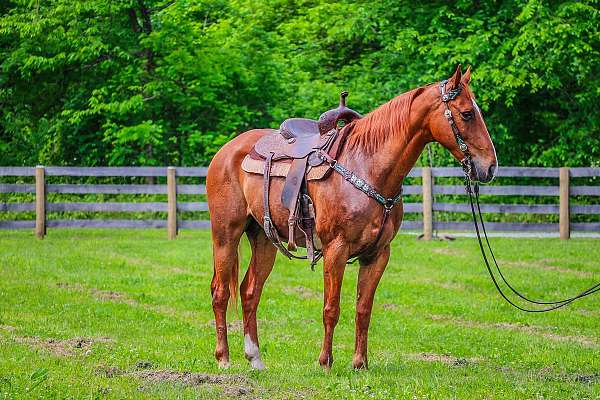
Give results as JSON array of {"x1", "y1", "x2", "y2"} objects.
[{"x1": 440, "y1": 79, "x2": 600, "y2": 312}]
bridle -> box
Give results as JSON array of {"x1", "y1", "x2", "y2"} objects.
[{"x1": 439, "y1": 79, "x2": 600, "y2": 312}]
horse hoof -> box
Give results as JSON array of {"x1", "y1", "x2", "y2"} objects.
[
  {"x1": 352, "y1": 359, "x2": 368, "y2": 370},
  {"x1": 319, "y1": 354, "x2": 333, "y2": 371},
  {"x1": 217, "y1": 360, "x2": 231, "y2": 369},
  {"x1": 249, "y1": 358, "x2": 265, "y2": 370}
]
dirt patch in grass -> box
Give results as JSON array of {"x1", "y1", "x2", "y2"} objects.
[
  {"x1": 57, "y1": 282, "x2": 205, "y2": 324},
  {"x1": 0, "y1": 325, "x2": 16, "y2": 332},
  {"x1": 498, "y1": 364, "x2": 600, "y2": 385},
  {"x1": 575, "y1": 373, "x2": 600, "y2": 384},
  {"x1": 57, "y1": 282, "x2": 204, "y2": 323},
  {"x1": 56, "y1": 282, "x2": 137, "y2": 305},
  {"x1": 412, "y1": 352, "x2": 476, "y2": 366},
  {"x1": 575, "y1": 309, "x2": 600, "y2": 318},
  {"x1": 15, "y1": 336, "x2": 113, "y2": 357},
  {"x1": 207, "y1": 319, "x2": 243, "y2": 332},
  {"x1": 431, "y1": 247, "x2": 464, "y2": 256},
  {"x1": 101, "y1": 364, "x2": 258, "y2": 397},
  {"x1": 135, "y1": 360, "x2": 155, "y2": 370},
  {"x1": 500, "y1": 259, "x2": 593, "y2": 278},
  {"x1": 383, "y1": 303, "x2": 398, "y2": 310},
  {"x1": 538, "y1": 331, "x2": 596, "y2": 348},
  {"x1": 133, "y1": 370, "x2": 252, "y2": 396},
  {"x1": 96, "y1": 365, "x2": 123, "y2": 378},
  {"x1": 282, "y1": 286, "x2": 319, "y2": 299},
  {"x1": 415, "y1": 278, "x2": 466, "y2": 291},
  {"x1": 91, "y1": 288, "x2": 137, "y2": 305},
  {"x1": 492, "y1": 322, "x2": 596, "y2": 347},
  {"x1": 430, "y1": 315, "x2": 597, "y2": 348},
  {"x1": 56, "y1": 282, "x2": 84, "y2": 290}
]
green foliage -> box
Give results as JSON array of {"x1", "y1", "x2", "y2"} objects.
[{"x1": 1, "y1": 0, "x2": 599, "y2": 167}]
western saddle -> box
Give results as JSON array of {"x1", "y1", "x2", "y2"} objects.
[{"x1": 246, "y1": 91, "x2": 362, "y2": 265}]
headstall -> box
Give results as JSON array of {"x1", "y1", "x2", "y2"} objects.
[{"x1": 439, "y1": 79, "x2": 599, "y2": 312}]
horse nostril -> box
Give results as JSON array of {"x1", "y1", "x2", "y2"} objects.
[{"x1": 488, "y1": 164, "x2": 496, "y2": 178}]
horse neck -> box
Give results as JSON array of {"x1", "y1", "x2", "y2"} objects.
[{"x1": 340, "y1": 91, "x2": 432, "y2": 197}]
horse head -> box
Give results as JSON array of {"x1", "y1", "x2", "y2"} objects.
[{"x1": 429, "y1": 64, "x2": 498, "y2": 183}]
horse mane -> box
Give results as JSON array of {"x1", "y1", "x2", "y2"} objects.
[{"x1": 345, "y1": 86, "x2": 426, "y2": 154}]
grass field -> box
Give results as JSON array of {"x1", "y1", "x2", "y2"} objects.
[{"x1": 0, "y1": 229, "x2": 599, "y2": 399}]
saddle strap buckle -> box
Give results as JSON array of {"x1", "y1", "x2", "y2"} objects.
[{"x1": 317, "y1": 149, "x2": 336, "y2": 168}]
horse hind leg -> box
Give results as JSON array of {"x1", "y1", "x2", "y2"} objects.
[
  {"x1": 209, "y1": 193, "x2": 247, "y2": 368},
  {"x1": 211, "y1": 228, "x2": 243, "y2": 368},
  {"x1": 240, "y1": 222, "x2": 277, "y2": 370}
]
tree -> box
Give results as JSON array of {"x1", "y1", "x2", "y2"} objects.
[{"x1": 1, "y1": 0, "x2": 598, "y2": 167}]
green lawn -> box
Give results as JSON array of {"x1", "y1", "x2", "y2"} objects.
[{"x1": 0, "y1": 229, "x2": 599, "y2": 399}]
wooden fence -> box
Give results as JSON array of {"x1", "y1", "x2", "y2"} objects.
[{"x1": 1, "y1": 166, "x2": 599, "y2": 239}]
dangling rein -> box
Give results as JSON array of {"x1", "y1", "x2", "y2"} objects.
[{"x1": 440, "y1": 79, "x2": 600, "y2": 312}]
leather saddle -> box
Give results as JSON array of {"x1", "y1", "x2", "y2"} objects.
[{"x1": 245, "y1": 91, "x2": 362, "y2": 265}]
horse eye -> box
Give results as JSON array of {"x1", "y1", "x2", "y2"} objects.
[{"x1": 460, "y1": 111, "x2": 474, "y2": 121}]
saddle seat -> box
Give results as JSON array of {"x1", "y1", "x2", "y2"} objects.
[
  {"x1": 253, "y1": 118, "x2": 334, "y2": 162},
  {"x1": 280, "y1": 118, "x2": 320, "y2": 139},
  {"x1": 245, "y1": 91, "x2": 362, "y2": 266}
]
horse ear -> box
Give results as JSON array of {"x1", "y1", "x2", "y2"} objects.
[
  {"x1": 462, "y1": 65, "x2": 472, "y2": 85},
  {"x1": 449, "y1": 63, "x2": 462, "y2": 89}
]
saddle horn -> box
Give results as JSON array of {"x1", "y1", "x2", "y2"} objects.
[{"x1": 317, "y1": 91, "x2": 362, "y2": 135}]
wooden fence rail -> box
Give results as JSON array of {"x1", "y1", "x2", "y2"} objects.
[{"x1": 1, "y1": 166, "x2": 599, "y2": 239}]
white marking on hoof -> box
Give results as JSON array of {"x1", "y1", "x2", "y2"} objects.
[
  {"x1": 244, "y1": 334, "x2": 265, "y2": 370},
  {"x1": 217, "y1": 360, "x2": 230, "y2": 369},
  {"x1": 250, "y1": 358, "x2": 265, "y2": 370}
]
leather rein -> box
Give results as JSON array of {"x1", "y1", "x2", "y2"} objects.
[
  {"x1": 306, "y1": 79, "x2": 600, "y2": 308},
  {"x1": 440, "y1": 79, "x2": 600, "y2": 312}
]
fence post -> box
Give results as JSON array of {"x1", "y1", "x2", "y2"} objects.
[
  {"x1": 35, "y1": 165, "x2": 46, "y2": 239},
  {"x1": 422, "y1": 167, "x2": 433, "y2": 240},
  {"x1": 167, "y1": 166, "x2": 178, "y2": 240},
  {"x1": 559, "y1": 167, "x2": 570, "y2": 240}
]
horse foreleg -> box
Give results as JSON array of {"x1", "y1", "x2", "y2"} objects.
[
  {"x1": 352, "y1": 245, "x2": 390, "y2": 369},
  {"x1": 240, "y1": 225, "x2": 277, "y2": 370},
  {"x1": 318, "y1": 241, "x2": 349, "y2": 369}
]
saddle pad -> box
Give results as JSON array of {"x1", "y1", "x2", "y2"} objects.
[{"x1": 241, "y1": 155, "x2": 331, "y2": 181}]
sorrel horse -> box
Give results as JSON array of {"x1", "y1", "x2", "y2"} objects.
[{"x1": 206, "y1": 65, "x2": 497, "y2": 370}]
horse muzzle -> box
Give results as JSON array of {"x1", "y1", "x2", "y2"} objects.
[{"x1": 473, "y1": 159, "x2": 497, "y2": 183}]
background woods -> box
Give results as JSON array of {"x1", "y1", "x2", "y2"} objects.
[{"x1": 1, "y1": 0, "x2": 599, "y2": 167}]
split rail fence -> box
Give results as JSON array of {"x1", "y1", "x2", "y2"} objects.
[{"x1": 0, "y1": 166, "x2": 599, "y2": 239}]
